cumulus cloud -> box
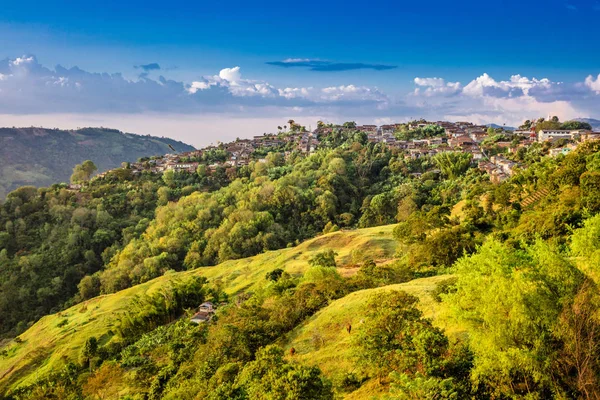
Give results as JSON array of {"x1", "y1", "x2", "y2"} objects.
[
  {"x1": 2, "y1": 54, "x2": 600, "y2": 130},
  {"x1": 266, "y1": 58, "x2": 397, "y2": 72},
  {"x1": 408, "y1": 72, "x2": 600, "y2": 126},
  {"x1": 219, "y1": 66, "x2": 242, "y2": 82},
  {"x1": 414, "y1": 77, "x2": 462, "y2": 96},
  {"x1": 585, "y1": 74, "x2": 600, "y2": 94},
  {"x1": 460, "y1": 73, "x2": 558, "y2": 98},
  {"x1": 0, "y1": 55, "x2": 389, "y2": 116}
]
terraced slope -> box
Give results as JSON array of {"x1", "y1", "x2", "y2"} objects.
[{"x1": 0, "y1": 224, "x2": 397, "y2": 392}]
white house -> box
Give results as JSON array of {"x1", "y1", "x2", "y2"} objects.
[{"x1": 537, "y1": 130, "x2": 572, "y2": 142}]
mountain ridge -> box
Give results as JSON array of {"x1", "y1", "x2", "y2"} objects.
[{"x1": 0, "y1": 127, "x2": 195, "y2": 198}]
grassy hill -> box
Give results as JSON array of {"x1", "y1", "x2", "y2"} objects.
[
  {"x1": 0, "y1": 127, "x2": 194, "y2": 198},
  {"x1": 0, "y1": 224, "x2": 397, "y2": 392},
  {"x1": 281, "y1": 275, "x2": 459, "y2": 399}
]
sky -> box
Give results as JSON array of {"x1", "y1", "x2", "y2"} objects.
[{"x1": 1, "y1": 0, "x2": 600, "y2": 147}]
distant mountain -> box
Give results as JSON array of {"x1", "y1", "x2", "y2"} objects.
[
  {"x1": 0, "y1": 127, "x2": 195, "y2": 198},
  {"x1": 486, "y1": 123, "x2": 516, "y2": 131},
  {"x1": 573, "y1": 118, "x2": 600, "y2": 131}
]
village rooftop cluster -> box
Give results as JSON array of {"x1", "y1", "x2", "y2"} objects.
[{"x1": 94, "y1": 119, "x2": 600, "y2": 184}]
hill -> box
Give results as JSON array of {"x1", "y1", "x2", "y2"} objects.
[
  {"x1": 574, "y1": 117, "x2": 600, "y2": 131},
  {"x1": 0, "y1": 127, "x2": 194, "y2": 198},
  {"x1": 486, "y1": 123, "x2": 515, "y2": 131},
  {"x1": 282, "y1": 274, "x2": 456, "y2": 399},
  {"x1": 0, "y1": 224, "x2": 397, "y2": 393}
]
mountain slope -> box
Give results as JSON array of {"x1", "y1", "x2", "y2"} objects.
[
  {"x1": 0, "y1": 127, "x2": 194, "y2": 198},
  {"x1": 0, "y1": 224, "x2": 397, "y2": 392},
  {"x1": 281, "y1": 274, "x2": 460, "y2": 399}
]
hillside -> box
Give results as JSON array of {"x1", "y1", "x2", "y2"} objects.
[
  {"x1": 282, "y1": 274, "x2": 456, "y2": 399},
  {"x1": 3, "y1": 121, "x2": 600, "y2": 399},
  {"x1": 0, "y1": 225, "x2": 397, "y2": 393},
  {"x1": 0, "y1": 127, "x2": 194, "y2": 198}
]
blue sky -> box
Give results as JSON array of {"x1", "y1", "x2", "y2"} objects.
[{"x1": 1, "y1": 0, "x2": 600, "y2": 146}]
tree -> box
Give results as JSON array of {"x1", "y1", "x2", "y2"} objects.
[
  {"x1": 78, "y1": 275, "x2": 101, "y2": 300},
  {"x1": 561, "y1": 120, "x2": 593, "y2": 131},
  {"x1": 354, "y1": 290, "x2": 450, "y2": 381},
  {"x1": 236, "y1": 345, "x2": 333, "y2": 400},
  {"x1": 433, "y1": 152, "x2": 472, "y2": 179},
  {"x1": 266, "y1": 268, "x2": 284, "y2": 282},
  {"x1": 445, "y1": 240, "x2": 583, "y2": 397},
  {"x1": 70, "y1": 160, "x2": 97, "y2": 183},
  {"x1": 309, "y1": 250, "x2": 338, "y2": 268},
  {"x1": 80, "y1": 336, "x2": 99, "y2": 371},
  {"x1": 520, "y1": 120, "x2": 532, "y2": 130}
]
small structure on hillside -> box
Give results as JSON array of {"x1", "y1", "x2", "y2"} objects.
[{"x1": 190, "y1": 302, "x2": 216, "y2": 324}]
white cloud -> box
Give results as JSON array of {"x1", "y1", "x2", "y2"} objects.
[
  {"x1": 10, "y1": 56, "x2": 35, "y2": 66},
  {"x1": 0, "y1": 56, "x2": 389, "y2": 116},
  {"x1": 1, "y1": 54, "x2": 600, "y2": 134},
  {"x1": 320, "y1": 85, "x2": 388, "y2": 103},
  {"x1": 585, "y1": 74, "x2": 600, "y2": 94},
  {"x1": 219, "y1": 66, "x2": 241, "y2": 83},
  {"x1": 462, "y1": 73, "x2": 556, "y2": 98},
  {"x1": 187, "y1": 80, "x2": 214, "y2": 94},
  {"x1": 414, "y1": 77, "x2": 461, "y2": 96},
  {"x1": 408, "y1": 72, "x2": 597, "y2": 126}
]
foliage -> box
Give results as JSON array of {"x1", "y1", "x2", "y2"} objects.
[
  {"x1": 433, "y1": 152, "x2": 473, "y2": 179},
  {"x1": 234, "y1": 345, "x2": 334, "y2": 399},
  {"x1": 308, "y1": 250, "x2": 338, "y2": 268},
  {"x1": 0, "y1": 126, "x2": 194, "y2": 199},
  {"x1": 70, "y1": 160, "x2": 97, "y2": 183}
]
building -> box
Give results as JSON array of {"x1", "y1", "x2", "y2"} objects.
[
  {"x1": 166, "y1": 162, "x2": 199, "y2": 173},
  {"x1": 190, "y1": 302, "x2": 216, "y2": 324},
  {"x1": 537, "y1": 130, "x2": 572, "y2": 142}
]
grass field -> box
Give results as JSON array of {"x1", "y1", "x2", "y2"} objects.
[
  {"x1": 280, "y1": 274, "x2": 460, "y2": 399},
  {"x1": 0, "y1": 225, "x2": 398, "y2": 392}
]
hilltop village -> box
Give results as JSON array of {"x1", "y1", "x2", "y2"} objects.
[{"x1": 94, "y1": 118, "x2": 600, "y2": 184}]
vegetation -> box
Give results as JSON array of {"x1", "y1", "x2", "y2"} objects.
[
  {"x1": 3, "y1": 121, "x2": 600, "y2": 398},
  {"x1": 0, "y1": 127, "x2": 194, "y2": 198}
]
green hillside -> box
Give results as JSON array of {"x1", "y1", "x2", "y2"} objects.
[
  {"x1": 282, "y1": 275, "x2": 456, "y2": 399},
  {"x1": 0, "y1": 225, "x2": 397, "y2": 392},
  {"x1": 0, "y1": 127, "x2": 194, "y2": 198},
  {"x1": 4, "y1": 122, "x2": 600, "y2": 399}
]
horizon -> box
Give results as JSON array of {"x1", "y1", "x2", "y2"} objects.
[{"x1": 2, "y1": 0, "x2": 600, "y2": 146}]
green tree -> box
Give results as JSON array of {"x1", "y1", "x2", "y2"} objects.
[
  {"x1": 433, "y1": 152, "x2": 472, "y2": 179},
  {"x1": 236, "y1": 345, "x2": 333, "y2": 400},
  {"x1": 309, "y1": 250, "x2": 338, "y2": 268},
  {"x1": 354, "y1": 290, "x2": 449, "y2": 381},
  {"x1": 78, "y1": 275, "x2": 101, "y2": 300},
  {"x1": 70, "y1": 160, "x2": 98, "y2": 183}
]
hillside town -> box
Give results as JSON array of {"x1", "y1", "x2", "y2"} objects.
[{"x1": 94, "y1": 118, "x2": 600, "y2": 184}]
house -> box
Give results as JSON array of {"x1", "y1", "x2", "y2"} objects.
[
  {"x1": 357, "y1": 125, "x2": 377, "y2": 133},
  {"x1": 537, "y1": 130, "x2": 572, "y2": 142},
  {"x1": 549, "y1": 143, "x2": 577, "y2": 157},
  {"x1": 166, "y1": 162, "x2": 199, "y2": 173},
  {"x1": 469, "y1": 131, "x2": 488, "y2": 143},
  {"x1": 190, "y1": 302, "x2": 216, "y2": 324},
  {"x1": 490, "y1": 155, "x2": 518, "y2": 175},
  {"x1": 380, "y1": 124, "x2": 396, "y2": 134},
  {"x1": 427, "y1": 137, "x2": 446, "y2": 146},
  {"x1": 449, "y1": 135, "x2": 473, "y2": 148}
]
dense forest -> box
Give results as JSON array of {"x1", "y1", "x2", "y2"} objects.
[
  {"x1": 2, "y1": 121, "x2": 600, "y2": 399},
  {"x1": 0, "y1": 127, "x2": 194, "y2": 199}
]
